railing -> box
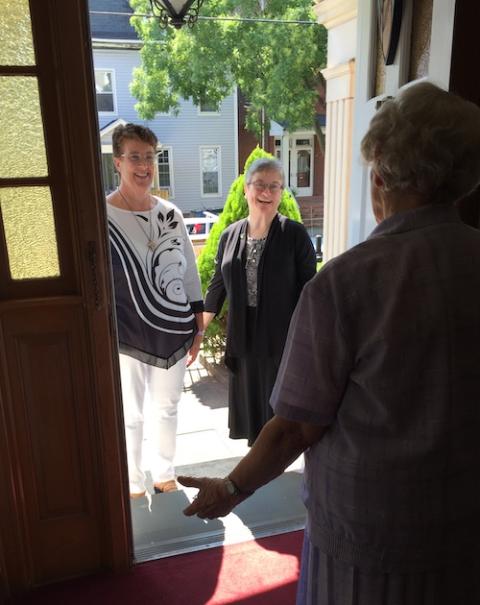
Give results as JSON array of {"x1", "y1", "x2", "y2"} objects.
[
  {"x1": 184, "y1": 212, "x2": 322, "y2": 247},
  {"x1": 184, "y1": 211, "x2": 219, "y2": 241},
  {"x1": 302, "y1": 217, "x2": 324, "y2": 261},
  {"x1": 302, "y1": 216, "x2": 323, "y2": 236}
]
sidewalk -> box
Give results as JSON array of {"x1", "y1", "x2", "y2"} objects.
[{"x1": 175, "y1": 356, "x2": 250, "y2": 472}]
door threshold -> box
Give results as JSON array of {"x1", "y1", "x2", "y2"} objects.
[{"x1": 132, "y1": 469, "x2": 306, "y2": 563}]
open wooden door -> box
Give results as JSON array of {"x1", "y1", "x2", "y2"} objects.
[{"x1": 0, "y1": 0, "x2": 131, "y2": 597}]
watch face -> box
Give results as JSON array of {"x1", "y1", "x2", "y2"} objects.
[{"x1": 225, "y1": 479, "x2": 237, "y2": 496}]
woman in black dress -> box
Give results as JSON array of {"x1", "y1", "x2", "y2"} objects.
[{"x1": 203, "y1": 158, "x2": 316, "y2": 445}]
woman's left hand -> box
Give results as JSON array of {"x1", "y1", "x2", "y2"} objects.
[
  {"x1": 178, "y1": 476, "x2": 243, "y2": 519},
  {"x1": 186, "y1": 334, "x2": 202, "y2": 367}
]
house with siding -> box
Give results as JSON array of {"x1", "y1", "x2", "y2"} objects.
[{"x1": 89, "y1": 0, "x2": 238, "y2": 216}]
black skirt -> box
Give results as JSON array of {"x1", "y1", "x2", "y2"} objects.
[{"x1": 227, "y1": 306, "x2": 281, "y2": 446}]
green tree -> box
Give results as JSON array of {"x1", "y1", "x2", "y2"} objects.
[
  {"x1": 197, "y1": 146, "x2": 302, "y2": 355},
  {"x1": 129, "y1": 0, "x2": 327, "y2": 148}
]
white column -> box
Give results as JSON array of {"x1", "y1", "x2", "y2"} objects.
[
  {"x1": 281, "y1": 132, "x2": 289, "y2": 185},
  {"x1": 315, "y1": 0, "x2": 357, "y2": 261},
  {"x1": 322, "y1": 60, "x2": 355, "y2": 261}
]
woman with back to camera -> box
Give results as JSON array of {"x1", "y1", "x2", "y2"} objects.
[
  {"x1": 180, "y1": 82, "x2": 480, "y2": 604},
  {"x1": 203, "y1": 157, "x2": 316, "y2": 446},
  {"x1": 107, "y1": 123, "x2": 204, "y2": 499}
]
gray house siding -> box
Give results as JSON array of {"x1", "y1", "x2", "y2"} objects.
[{"x1": 93, "y1": 48, "x2": 237, "y2": 214}]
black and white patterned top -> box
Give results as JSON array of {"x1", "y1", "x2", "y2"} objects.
[{"x1": 108, "y1": 196, "x2": 203, "y2": 369}]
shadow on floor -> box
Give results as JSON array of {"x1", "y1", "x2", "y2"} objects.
[{"x1": 132, "y1": 468, "x2": 306, "y2": 563}]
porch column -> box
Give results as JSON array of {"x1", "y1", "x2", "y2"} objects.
[
  {"x1": 314, "y1": 0, "x2": 357, "y2": 261},
  {"x1": 281, "y1": 132, "x2": 289, "y2": 186}
]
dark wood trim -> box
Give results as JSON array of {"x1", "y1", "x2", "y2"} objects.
[
  {"x1": 0, "y1": 178, "x2": 49, "y2": 187},
  {"x1": 449, "y1": 2, "x2": 480, "y2": 107},
  {"x1": 449, "y1": 1, "x2": 480, "y2": 229},
  {"x1": 0, "y1": 66, "x2": 37, "y2": 75}
]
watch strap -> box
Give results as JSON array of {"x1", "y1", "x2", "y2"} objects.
[{"x1": 225, "y1": 476, "x2": 254, "y2": 497}]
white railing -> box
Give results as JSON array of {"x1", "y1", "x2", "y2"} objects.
[{"x1": 184, "y1": 211, "x2": 219, "y2": 241}]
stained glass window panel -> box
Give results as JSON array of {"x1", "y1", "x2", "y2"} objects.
[
  {"x1": 0, "y1": 77, "x2": 48, "y2": 178},
  {"x1": 0, "y1": 0, "x2": 35, "y2": 66},
  {"x1": 0, "y1": 187, "x2": 60, "y2": 280}
]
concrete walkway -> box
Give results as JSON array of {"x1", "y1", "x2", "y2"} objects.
[{"x1": 175, "y1": 356, "x2": 250, "y2": 471}]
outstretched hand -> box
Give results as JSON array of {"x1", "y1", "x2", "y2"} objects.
[{"x1": 177, "y1": 475, "x2": 243, "y2": 519}]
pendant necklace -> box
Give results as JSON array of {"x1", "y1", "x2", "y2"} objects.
[{"x1": 117, "y1": 188, "x2": 157, "y2": 251}]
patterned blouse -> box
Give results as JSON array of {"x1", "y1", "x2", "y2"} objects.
[
  {"x1": 107, "y1": 197, "x2": 203, "y2": 369},
  {"x1": 245, "y1": 236, "x2": 267, "y2": 307}
]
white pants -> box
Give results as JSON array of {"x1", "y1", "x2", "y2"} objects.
[{"x1": 119, "y1": 353, "x2": 187, "y2": 494}]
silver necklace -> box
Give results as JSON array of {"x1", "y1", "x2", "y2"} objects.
[
  {"x1": 247, "y1": 223, "x2": 269, "y2": 240},
  {"x1": 117, "y1": 188, "x2": 157, "y2": 251}
]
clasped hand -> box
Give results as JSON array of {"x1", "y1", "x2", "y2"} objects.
[{"x1": 177, "y1": 475, "x2": 242, "y2": 519}]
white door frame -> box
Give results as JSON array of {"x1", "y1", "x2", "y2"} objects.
[
  {"x1": 290, "y1": 133, "x2": 314, "y2": 197},
  {"x1": 347, "y1": 0, "x2": 456, "y2": 249}
]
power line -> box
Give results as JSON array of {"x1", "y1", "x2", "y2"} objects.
[{"x1": 89, "y1": 11, "x2": 320, "y2": 26}]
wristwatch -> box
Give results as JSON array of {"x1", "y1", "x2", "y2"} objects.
[{"x1": 224, "y1": 477, "x2": 254, "y2": 497}]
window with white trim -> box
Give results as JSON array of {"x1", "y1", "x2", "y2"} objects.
[
  {"x1": 101, "y1": 152, "x2": 118, "y2": 194},
  {"x1": 200, "y1": 146, "x2": 221, "y2": 196},
  {"x1": 274, "y1": 138, "x2": 282, "y2": 161},
  {"x1": 157, "y1": 147, "x2": 174, "y2": 197},
  {"x1": 95, "y1": 69, "x2": 116, "y2": 113},
  {"x1": 99, "y1": 145, "x2": 119, "y2": 194}
]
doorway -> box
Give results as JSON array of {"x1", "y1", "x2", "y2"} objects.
[
  {"x1": 130, "y1": 359, "x2": 305, "y2": 562},
  {"x1": 88, "y1": 4, "x2": 306, "y2": 563},
  {"x1": 290, "y1": 136, "x2": 314, "y2": 197}
]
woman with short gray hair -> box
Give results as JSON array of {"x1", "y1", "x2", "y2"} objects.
[
  {"x1": 201, "y1": 156, "x2": 316, "y2": 446},
  {"x1": 180, "y1": 82, "x2": 480, "y2": 604}
]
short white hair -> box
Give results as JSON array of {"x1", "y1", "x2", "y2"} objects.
[
  {"x1": 361, "y1": 82, "x2": 480, "y2": 204},
  {"x1": 245, "y1": 158, "x2": 285, "y2": 184}
]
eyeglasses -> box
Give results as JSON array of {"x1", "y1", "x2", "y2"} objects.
[
  {"x1": 248, "y1": 181, "x2": 283, "y2": 194},
  {"x1": 121, "y1": 153, "x2": 156, "y2": 165}
]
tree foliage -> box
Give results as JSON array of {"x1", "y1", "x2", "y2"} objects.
[
  {"x1": 196, "y1": 146, "x2": 303, "y2": 355},
  {"x1": 129, "y1": 0, "x2": 327, "y2": 142}
]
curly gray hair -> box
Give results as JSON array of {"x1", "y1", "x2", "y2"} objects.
[{"x1": 361, "y1": 82, "x2": 480, "y2": 204}]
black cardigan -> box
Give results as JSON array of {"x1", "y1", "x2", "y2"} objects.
[{"x1": 204, "y1": 214, "x2": 316, "y2": 360}]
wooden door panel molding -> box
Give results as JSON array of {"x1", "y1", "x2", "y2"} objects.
[{"x1": 0, "y1": 303, "x2": 103, "y2": 585}]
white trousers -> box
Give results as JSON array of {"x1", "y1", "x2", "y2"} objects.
[{"x1": 119, "y1": 353, "x2": 187, "y2": 494}]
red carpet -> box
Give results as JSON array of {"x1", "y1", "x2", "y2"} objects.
[{"x1": 14, "y1": 530, "x2": 303, "y2": 604}]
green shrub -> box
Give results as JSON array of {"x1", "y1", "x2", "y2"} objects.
[{"x1": 197, "y1": 146, "x2": 303, "y2": 356}]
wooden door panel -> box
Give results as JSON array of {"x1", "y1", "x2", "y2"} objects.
[
  {"x1": 0, "y1": 0, "x2": 131, "y2": 595},
  {"x1": 1, "y1": 300, "x2": 102, "y2": 584}
]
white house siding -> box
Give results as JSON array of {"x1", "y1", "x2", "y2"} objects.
[{"x1": 93, "y1": 48, "x2": 237, "y2": 214}]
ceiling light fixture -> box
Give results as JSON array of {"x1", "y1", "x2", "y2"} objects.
[{"x1": 149, "y1": 0, "x2": 205, "y2": 29}]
